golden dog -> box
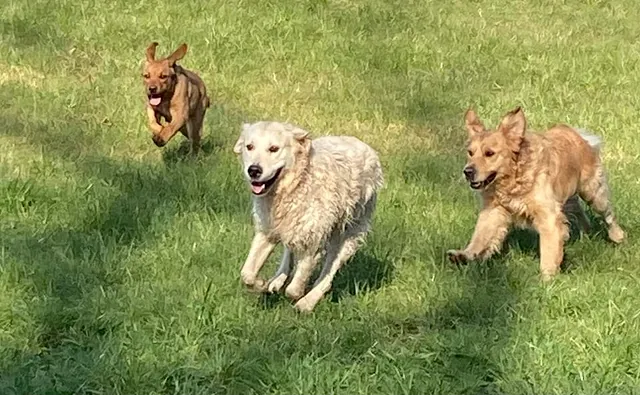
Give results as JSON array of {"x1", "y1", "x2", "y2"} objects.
[
  {"x1": 448, "y1": 107, "x2": 625, "y2": 280},
  {"x1": 142, "y1": 42, "x2": 210, "y2": 153}
]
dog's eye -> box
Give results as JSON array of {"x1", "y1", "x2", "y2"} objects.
[
  {"x1": 143, "y1": 73, "x2": 150, "y2": 79},
  {"x1": 484, "y1": 150, "x2": 495, "y2": 157},
  {"x1": 246, "y1": 144, "x2": 254, "y2": 151},
  {"x1": 268, "y1": 146, "x2": 280, "y2": 153},
  {"x1": 159, "y1": 74, "x2": 168, "y2": 79},
  {"x1": 467, "y1": 150, "x2": 474, "y2": 157}
]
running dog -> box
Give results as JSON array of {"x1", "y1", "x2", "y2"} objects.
[
  {"x1": 142, "y1": 42, "x2": 210, "y2": 153},
  {"x1": 234, "y1": 121, "x2": 384, "y2": 312},
  {"x1": 448, "y1": 107, "x2": 625, "y2": 280}
]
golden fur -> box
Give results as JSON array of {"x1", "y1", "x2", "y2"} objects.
[
  {"x1": 448, "y1": 107, "x2": 625, "y2": 280},
  {"x1": 142, "y1": 42, "x2": 210, "y2": 153}
]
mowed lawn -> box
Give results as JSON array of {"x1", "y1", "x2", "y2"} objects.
[{"x1": 1, "y1": 0, "x2": 640, "y2": 394}]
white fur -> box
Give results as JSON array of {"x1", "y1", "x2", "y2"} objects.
[
  {"x1": 234, "y1": 121, "x2": 384, "y2": 312},
  {"x1": 576, "y1": 128, "x2": 603, "y2": 151}
]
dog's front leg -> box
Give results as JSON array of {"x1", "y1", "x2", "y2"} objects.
[
  {"x1": 240, "y1": 232, "x2": 276, "y2": 292},
  {"x1": 153, "y1": 105, "x2": 187, "y2": 147},
  {"x1": 146, "y1": 106, "x2": 163, "y2": 134},
  {"x1": 534, "y1": 211, "x2": 568, "y2": 281},
  {"x1": 447, "y1": 206, "x2": 511, "y2": 264}
]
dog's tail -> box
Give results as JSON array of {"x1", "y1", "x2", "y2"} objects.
[{"x1": 576, "y1": 128, "x2": 603, "y2": 152}]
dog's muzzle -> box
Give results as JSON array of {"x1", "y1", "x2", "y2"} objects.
[
  {"x1": 247, "y1": 164, "x2": 262, "y2": 179},
  {"x1": 463, "y1": 166, "x2": 476, "y2": 181},
  {"x1": 468, "y1": 171, "x2": 497, "y2": 190},
  {"x1": 248, "y1": 167, "x2": 283, "y2": 196}
]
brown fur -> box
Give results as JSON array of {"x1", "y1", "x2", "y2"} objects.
[
  {"x1": 142, "y1": 42, "x2": 210, "y2": 153},
  {"x1": 448, "y1": 106, "x2": 625, "y2": 280}
]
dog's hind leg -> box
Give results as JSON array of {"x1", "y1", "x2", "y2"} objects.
[
  {"x1": 294, "y1": 198, "x2": 375, "y2": 312},
  {"x1": 579, "y1": 166, "x2": 625, "y2": 243},
  {"x1": 284, "y1": 252, "x2": 320, "y2": 302},
  {"x1": 186, "y1": 116, "x2": 203, "y2": 155},
  {"x1": 563, "y1": 195, "x2": 591, "y2": 234},
  {"x1": 294, "y1": 234, "x2": 363, "y2": 313},
  {"x1": 267, "y1": 248, "x2": 293, "y2": 293}
]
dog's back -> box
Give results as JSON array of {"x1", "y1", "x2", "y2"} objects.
[
  {"x1": 174, "y1": 65, "x2": 210, "y2": 110},
  {"x1": 311, "y1": 136, "x2": 383, "y2": 204},
  {"x1": 268, "y1": 135, "x2": 382, "y2": 250},
  {"x1": 538, "y1": 125, "x2": 601, "y2": 200}
]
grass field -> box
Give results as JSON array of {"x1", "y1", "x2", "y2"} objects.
[{"x1": 1, "y1": 0, "x2": 640, "y2": 393}]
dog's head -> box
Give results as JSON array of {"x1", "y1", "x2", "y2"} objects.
[
  {"x1": 142, "y1": 42, "x2": 187, "y2": 107},
  {"x1": 462, "y1": 106, "x2": 526, "y2": 190},
  {"x1": 233, "y1": 122, "x2": 310, "y2": 197}
]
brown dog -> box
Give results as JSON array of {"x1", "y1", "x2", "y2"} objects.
[
  {"x1": 448, "y1": 107, "x2": 625, "y2": 280},
  {"x1": 142, "y1": 42, "x2": 210, "y2": 153}
]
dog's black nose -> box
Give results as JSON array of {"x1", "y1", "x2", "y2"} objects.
[
  {"x1": 248, "y1": 165, "x2": 262, "y2": 179},
  {"x1": 148, "y1": 86, "x2": 158, "y2": 94},
  {"x1": 463, "y1": 166, "x2": 476, "y2": 181}
]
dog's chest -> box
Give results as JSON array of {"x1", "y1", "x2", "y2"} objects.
[
  {"x1": 253, "y1": 196, "x2": 327, "y2": 251},
  {"x1": 499, "y1": 196, "x2": 535, "y2": 226},
  {"x1": 153, "y1": 105, "x2": 172, "y2": 123}
]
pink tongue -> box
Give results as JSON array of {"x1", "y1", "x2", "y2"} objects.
[
  {"x1": 251, "y1": 183, "x2": 265, "y2": 194},
  {"x1": 149, "y1": 97, "x2": 161, "y2": 106}
]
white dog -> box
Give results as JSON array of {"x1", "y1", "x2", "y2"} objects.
[{"x1": 233, "y1": 121, "x2": 383, "y2": 312}]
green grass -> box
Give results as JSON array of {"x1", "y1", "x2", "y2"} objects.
[{"x1": 1, "y1": 0, "x2": 640, "y2": 393}]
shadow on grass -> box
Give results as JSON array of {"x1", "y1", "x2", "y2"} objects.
[
  {"x1": 214, "y1": 255, "x2": 517, "y2": 394},
  {"x1": 0, "y1": 3, "x2": 69, "y2": 51},
  {"x1": 0, "y1": 102, "x2": 248, "y2": 393},
  {"x1": 502, "y1": 205, "x2": 614, "y2": 274},
  {"x1": 0, "y1": 43, "x2": 257, "y2": 392},
  {"x1": 160, "y1": 103, "x2": 234, "y2": 165},
  {"x1": 0, "y1": 150, "x2": 249, "y2": 392},
  {"x1": 161, "y1": 137, "x2": 219, "y2": 165},
  {"x1": 257, "y1": 250, "x2": 395, "y2": 310},
  {"x1": 386, "y1": 260, "x2": 515, "y2": 394},
  {"x1": 316, "y1": 3, "x2": 470, "y2": 152},
  {"x1": 331, "y1": 251, "x2": 394, "y2": 302}
]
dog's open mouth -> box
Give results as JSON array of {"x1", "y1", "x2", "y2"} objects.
[
  {"x1": 148, "y1": 94, "x2": 162, "y2": 106},
  {"x1": 250, "y1": 168, "x2": 282, "y2": 196},
  {"x1": 470, "y1": 172, "x2": 497, "y2": 190}
]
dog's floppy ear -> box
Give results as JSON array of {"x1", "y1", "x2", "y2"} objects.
[
  {"x1": 284, "y1": 124, "x2": 311, "y2": 157},
  {"x1": 283, "y1": 123, "x2": 309, "y2": 142},
  {"x1": 464, "y1": 108, "x2": 486, "y2": 137},
  {"x1": 233, "y1": 123, "x2": 251, "y2": 154},
  {"x1": 233, "y1": 135, "x2": 244, "y2": 155},
  {"x1": 498, "y1": 106, "x2": 526, "y2": 151},
  {"x1": 167, "y1": 43, "x2": 188, "y2": 65},
  {"x1": 291, "y1": 127, "x2": 309, "y2": 142},
  {"x1": 146, "y1": 42, "x2": 159, "y2": 62}
]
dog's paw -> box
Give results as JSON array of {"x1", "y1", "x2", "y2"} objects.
[
  {"x1": 240, "y1": 271, "x2": 266, "y2": 292},
  {"x1": 251, "y1": 278, "x2": 267, "y2": 293},
  {"x1": 447, "y1": 249, "x2": 469, "y2": 265},
  {"x1": 540, "y1": 271, "x2": 557, "y2": 283},
  {"x1": 608, "y1": 225, "x2": 626, "y2": 244},
  {"x1": 152, "y1": 134, "x2": 166, "y2": 147},
  {"x1": 294, "y1": 296, "x2": 317, "y2": 313},
  {"x1": 284, "y1": 284, "x2": 304, "y2": 301},
  {"x1": 267, "y1": 273, "x2": 287, "y2": 293}
]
